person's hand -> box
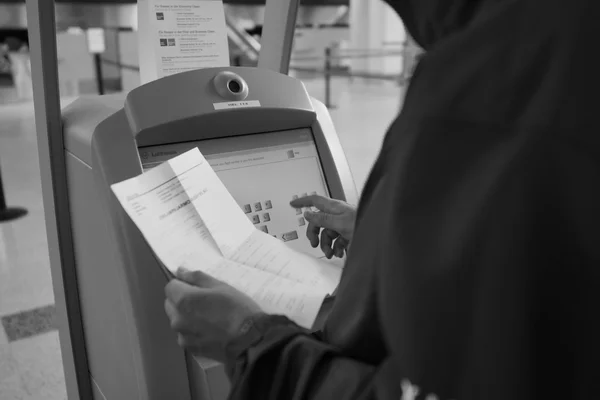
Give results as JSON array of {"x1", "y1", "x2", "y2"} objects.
[
  {"x1": 164, "y1": 268, "x2": 262, "y2": 363},
  {"x1": 290, "y1": 195, "x2": 357, "y2": 259}
]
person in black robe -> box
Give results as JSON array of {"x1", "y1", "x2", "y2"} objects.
[{"x1": 164, "y1": 0, "x2": 600, "y2": 398}]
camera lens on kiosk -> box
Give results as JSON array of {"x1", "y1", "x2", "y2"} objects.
[{"x1": 227, "y1": 80, "x2": 242, "y2": 94}]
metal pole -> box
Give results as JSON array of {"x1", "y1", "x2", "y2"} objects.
[
  {"x1": 258, "y1": 0, "x2": 301, "y2": 74},
  {"x1": 324, "y1": 47, "x2": 333, "y2": 109},
  {"x1": 0, "y1": 165, "x2": 6, "y2": 211},
  {"x1": 234, "y1": 54, "x2": 242, "y2": 67},
  {"x1": 0, "y1": 161, "x2": 27, "y2": 222},
  {"x1": 94, "y1": 53, "x2": 105, "y2": 95},
  {"x1": 26, "y1": 1, "x2": 93, "y2": 399}
]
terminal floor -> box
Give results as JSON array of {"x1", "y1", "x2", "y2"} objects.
[{"x1": 0, "y1": 77, "x2": 404, "y2": 399}]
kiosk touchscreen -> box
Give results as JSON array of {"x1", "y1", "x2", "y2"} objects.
[
  {"x1": 139, "y1": 128, "x2": 331, "y2": 259},
  {"x1": 61, "y1": 67, "x2": 357, "y2": 400}
]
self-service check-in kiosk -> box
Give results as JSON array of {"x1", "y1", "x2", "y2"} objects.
[{"x1": 61, "y1": 66, "x2": 358, "y2": 399}]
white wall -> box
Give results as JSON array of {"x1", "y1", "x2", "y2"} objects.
[
  {"x1": 101, "y1": 29, "x2": 123, "y2": 83},
  {"x1": 381, "y1": 2, "x2": 405, "y2": 75},
  {"x1": 118, "y1": 31, "x2": 141, "y2": 92},
  {"x1": 348, "y1": 0, "x2": 406, "y2": 75},
  {"x1": 56, "y1": 31, "x2": 95, "y2": 97}
]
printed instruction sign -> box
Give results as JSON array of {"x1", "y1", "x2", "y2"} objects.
[
  {"x1": 86, "y1": 28, "x2": 106, "y2": 54},
  {"x1": 138, "y1": 0, "x2": 230, "y2": 83}
]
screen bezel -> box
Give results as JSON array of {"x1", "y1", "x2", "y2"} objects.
[
  {"x1": 133, "y1": 104, "x2": 351, "y2": 205},
  {"x1": 138, "y1": 127, "x2": 333, "y2": 196}
]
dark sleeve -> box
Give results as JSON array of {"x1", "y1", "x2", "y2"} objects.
[
  {"x1": 375, "y1": 114, "x2": 600, "y2": 398},
  {"x1": 225, "y1": 314, "x2": 401, "y2": 400}
]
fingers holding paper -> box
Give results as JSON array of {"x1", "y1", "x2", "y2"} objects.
[{"x1": 164, "y1": 267, "x2": 262, "y2": 363}]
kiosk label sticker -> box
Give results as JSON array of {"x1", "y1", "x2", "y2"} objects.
[{"x1": 213, "y1": 100, "x2": 261, "y2": 110}]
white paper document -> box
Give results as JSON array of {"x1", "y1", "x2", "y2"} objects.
[
  {"x1": 138, "y1": 0, "x2": 230, "y2": 84},
  {"x1": 111, "y1": 148, "x2": 342, "y2": 328}
]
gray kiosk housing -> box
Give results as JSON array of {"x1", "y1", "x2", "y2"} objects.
[{"x1": 61, "y1": 67, "x2": 358, "y2": 400}]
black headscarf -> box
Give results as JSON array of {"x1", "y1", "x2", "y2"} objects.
[{"x1": 375, "y1": 0, "x2": 600, "y2": 397}]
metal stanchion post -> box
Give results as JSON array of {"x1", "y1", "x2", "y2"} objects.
[
  {"x1": 94, "y1": 53, "x2": 105, "y2": 95},
  {"x1": 324, "y1": 46, "x2": 334, "y2": 109},
  {"x1": 88, "y1": 28, "x2": 106, "y2": 95},
  {"x1": 0, "y1": 160, "x2": 27, "y2": 222}
]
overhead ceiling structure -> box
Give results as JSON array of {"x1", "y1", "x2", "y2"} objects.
[
  {"x1": 0, "y1": 0, "x2": 348, "y2": 5},
  {"x1": 0, "y1": 0, "x2": 348, "y2": 30}
]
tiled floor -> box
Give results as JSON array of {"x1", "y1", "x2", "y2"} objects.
[{"x1": 0, "y1": 76, "x2": 404, "y2": 399}]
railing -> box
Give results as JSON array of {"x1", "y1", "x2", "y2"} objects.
[
  {"x1": 289, "y1": 42, "x2": 419, "y2": 107},
  {"x1": 100, "y1": 57, "x2": 139, "y2": 72}
]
